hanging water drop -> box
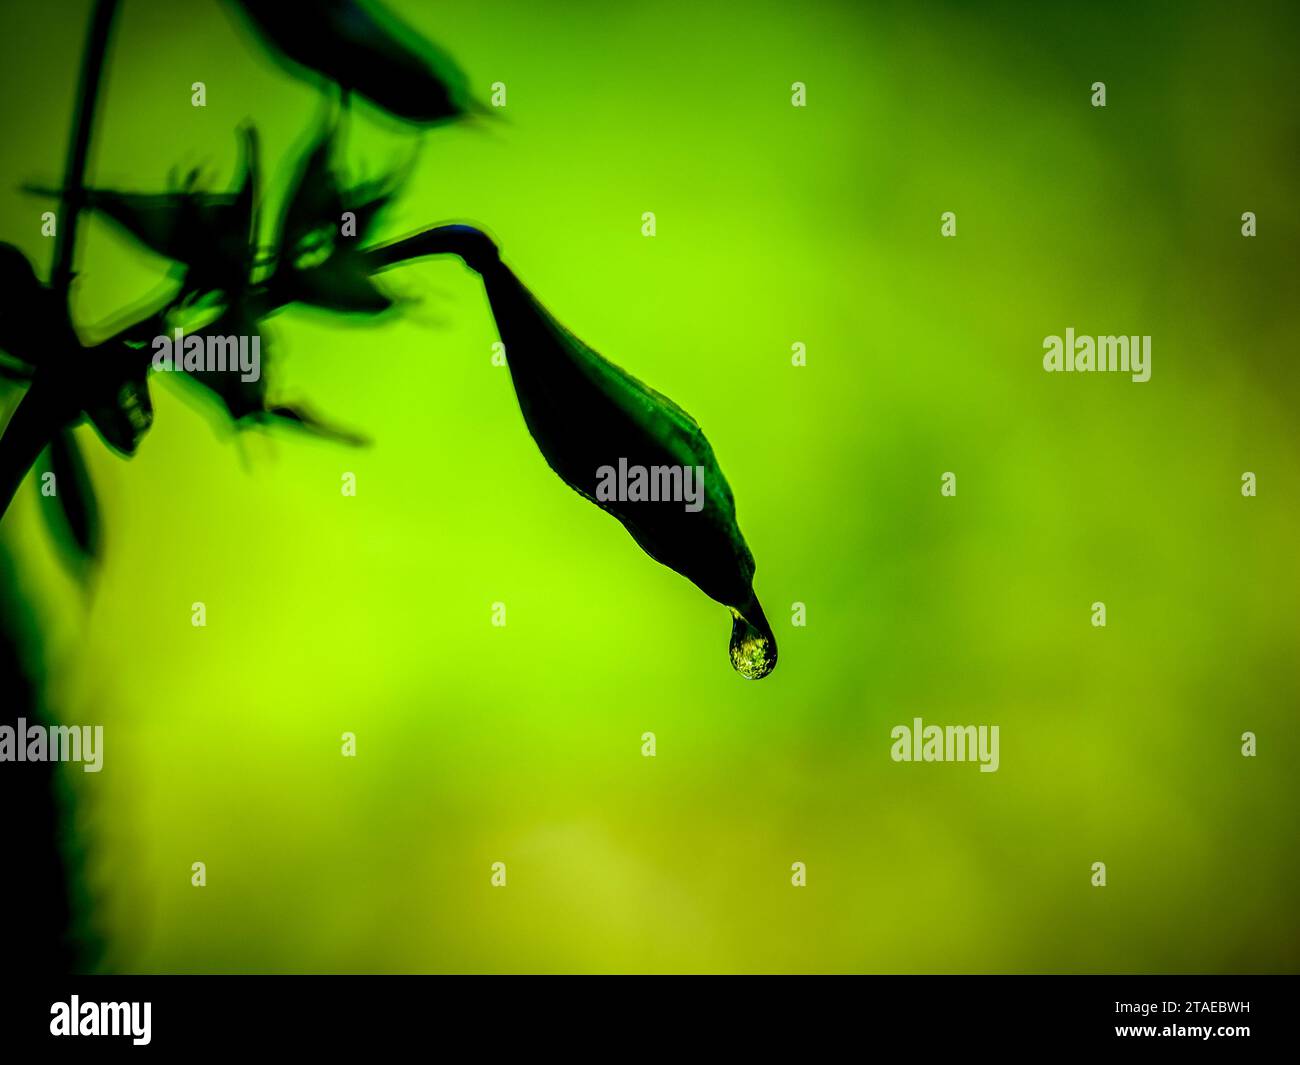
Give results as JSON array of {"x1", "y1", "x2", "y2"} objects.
[{"x1": 729, "y1": 608, "x2": 777, "y2": 680}]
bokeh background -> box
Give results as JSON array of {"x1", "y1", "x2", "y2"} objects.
[{"x1": 1, "y1": 0, "x2": 1296, "y2": 973}]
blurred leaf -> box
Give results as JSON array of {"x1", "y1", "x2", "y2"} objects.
[
  {"x1": 178, "y1": 303, "x2": 268, "y2": 423},
  {"x1": 271, "y1": 126, "x2": 399, "y2": 313},
  {"x1": 0, "y1": 248, "x2": 107, "y2": 528},
  {"x1": 285, "y1": 255, "x2": 393, "y2": 313},
  {"x1": 180, "y1": 304, "x2": 368, "y2": 446},
  {"x1": 81, "y1": 356, "x2": 153, "y2": 457},
  {"x1": 25, "y1": 127, "x2": 260, "y2": 298},
  {"x1": 0, "y1": 242, "x2": 73, "y2": 371},
  {"x1": 227, "y1": 0, "x2": 471, "y2": 124},
  {"x1": 0, "y1": 373, "x2": 77, "y2": 523},
  {"x1": 42, "y1": 428, "x2": 101, "y2": 564},
  {"x1": 257, "y1": 403, "x2": 371, "y2": 446},
  {"x1": 278, "y1": 129, "x2": 343, "y2": 256}
]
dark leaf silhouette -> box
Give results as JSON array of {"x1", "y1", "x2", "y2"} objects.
[
  {"x1": 81, "y1": 362, "x2": 153, "y2": 455},
  {"x1": 287, "y1": 253, "x2": 392, "y2": 313},
  {"x1": 228, "y1": 0, "x2": 471, "y2": 125},
  {"x1": 0, "y1": 373, "x2": 78, "y2": 524},
  {"x1": 371, "y1": 227, "x2": 777, "y2": 678},
  {"x1": 43, "y1": 428, "x2": 101, "y2": 562},
  {"x1": 0, "y1": 336, "x2": 155, "y2": 523},
  {"x1": 179, "y1": 304, "x2": 272, "y2": 419},
  {"x1": 0, "y1": 247, "x2": 105, "y2": 521},
  {"x1": 256, "y1": 403, "x2": 371, "y2": 446},
  {"x1": 277, "y1": 128, "x2": 348, "y2": 253},
  {"x1": 180, "y1": 304, "x2": 368, "y2": 446},
  {"x1": 271, "y1": 127, "x2": 398, "y2": 313},
  {"x1": 25, "y1": 127, "x2": 259, "y2": 297},
  {"x1": 0, "y1": 242, "x2": 74, "y2": 372}
]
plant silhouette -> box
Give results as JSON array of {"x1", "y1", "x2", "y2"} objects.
[{"x1": 0, "y1": 0, "x2": 777, "y2": 679}]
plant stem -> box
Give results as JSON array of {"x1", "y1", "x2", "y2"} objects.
[
  {"x1": 104, "y1": 224, "x2": 498, "y2": 363},
  {"x1": 50, "y1": 0, "x2": 120, "y2": 303},
  {"x1": 365, "y1": 224, "x2": 500, "y2": 276}
]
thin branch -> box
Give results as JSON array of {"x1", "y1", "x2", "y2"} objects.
[
  {"x1": 50, "y1": 0, "x2": 120, "y2": 301},
  {"x1": 364, "y1": 224, "x2": 499, "y2": 275}
]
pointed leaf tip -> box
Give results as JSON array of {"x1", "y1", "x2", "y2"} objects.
[{"x1": 229, "y1": 0, "x2": 472, "y2": 125}]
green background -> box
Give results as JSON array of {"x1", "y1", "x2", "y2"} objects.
[{"x1": 1, "y1": 0, "x2": 1296, "y2": 973}]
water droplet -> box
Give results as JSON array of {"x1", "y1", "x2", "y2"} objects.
[{"x1": 729, "y1": 609, "x2": 777, "y2": 680}]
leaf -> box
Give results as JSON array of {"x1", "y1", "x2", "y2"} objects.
[
  {"x1": 277, "y1": 128, "x2": 344, "y2": 257},
  {"x1": 227, "y1": 0, "x2": 471, "y2": 125},
  {"x1": 270, "y1": 126, "x2": 399, "y2": 313},
  {"x1": 25, "y1": 127, "x2": 260, "y2": 297},
  {"x1": 81, "y1": 374, "x2": 153, "y2": 456},
  {"x1": 177, "y1": 304, "x2": 270, "y2": 422},
  {"x1": 42, "y1": 428, "x2": 101, "y2": 564},
  {"x1": 70, "y1": 338, "x2": 155, "y2": 457},
  {"x1": 0, "y1": 373, "x2": 78, "y2": 525},
  {"x1": 257, "y1": 404, "x2": 371, "y2": 446},
  {"x1": 1, "y1": 255, "x2": 154, "y2": 526},
  {"x1": 0, "y1": 242, "x2": 72, "y2": 371},
  {"x1": 466, "y1": 246, "x2": 777, "y2": 678},
  {"x1": 179, "y1": 305, "x2": 368, "y2": 446},
  {"x1": 284, "y1": 255, "x2": 393, "y2": 313}
]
